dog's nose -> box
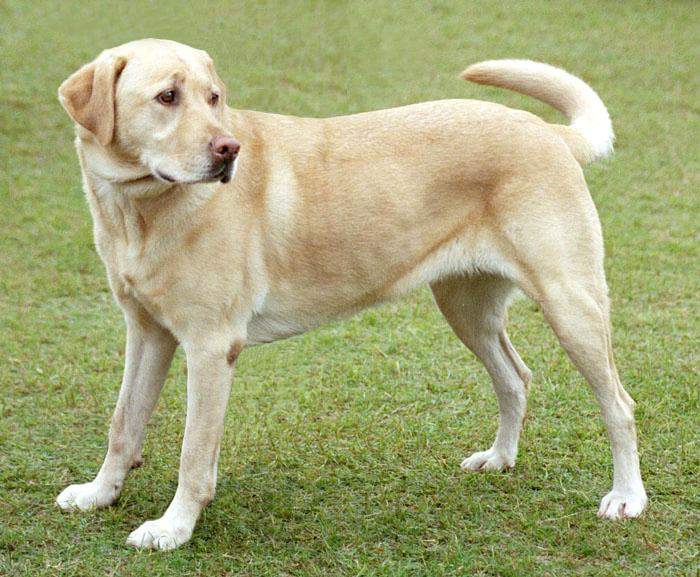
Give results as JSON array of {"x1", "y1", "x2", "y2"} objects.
[{"x1": 209, "y1": 136, "x2": 240, "y2": 162}]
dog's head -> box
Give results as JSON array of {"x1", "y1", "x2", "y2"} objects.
[{"x1": 59, "y1": 38, "x2": 239, "y2": 185}]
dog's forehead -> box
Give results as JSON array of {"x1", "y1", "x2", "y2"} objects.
[{"x1": 117, "y1": 39, "x2": 213, "y2": 88}]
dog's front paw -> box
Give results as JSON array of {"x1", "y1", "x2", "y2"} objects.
[
  {"x1": 597, "y1": 489, "x2": 647, "y2": 520},
  {"x1": 56, "y1": 481, "x2": 119, "y2": 511},
  {"x1": 126, "y1": 517, "x2": 193, "y2": 551},
  {"x1": 461, "y1": 448, "x2": 515, "y2": 472}
]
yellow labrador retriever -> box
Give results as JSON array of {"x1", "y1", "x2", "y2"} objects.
[{"x1": 56, "y1": 38, "x2": 647, "y2": 549}]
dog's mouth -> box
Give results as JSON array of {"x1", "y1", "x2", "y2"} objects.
[
  {"x1": 155, "y1": 170, "x2": 176, "y2": 183},
  {"x1": 154, "y1": 159, "x2": 234, "y2": 185},
  {"x1": 209, "y1": 160, "x2": 233, "y2": 184}
]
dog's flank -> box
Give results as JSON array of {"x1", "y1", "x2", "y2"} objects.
[{"x1": 55, "y1": 38, "x2": 647, "y2": 550}]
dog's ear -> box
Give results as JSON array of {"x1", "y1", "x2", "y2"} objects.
[{"x1": 58, "y1": 52, "x2": 127, "y2": 146}]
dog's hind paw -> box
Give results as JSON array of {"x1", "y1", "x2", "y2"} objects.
[
  {"x1": 597, "y1": 489, "x2": 647, "y2": 520},
  {"x1": 56, "y1": 481, "x2": 119, "y2": 511}
]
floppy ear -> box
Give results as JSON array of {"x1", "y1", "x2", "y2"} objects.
[{"x1": 58, "y1": 53, "x2": 127, "y2": 146}]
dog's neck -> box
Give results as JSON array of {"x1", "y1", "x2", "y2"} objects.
[{"x1": 76, "y1": 140, "x2": 221, "y2": 253}]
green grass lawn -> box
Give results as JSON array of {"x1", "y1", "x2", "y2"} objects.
[{"x1": 1, "y1": 1, "x2": 698, "y2": 575}]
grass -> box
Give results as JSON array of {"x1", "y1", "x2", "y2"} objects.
[{"x1": 1, "y1": 0, "x2": 698, "y2": 575}]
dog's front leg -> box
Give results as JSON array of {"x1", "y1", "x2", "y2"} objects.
[
  {"x1": 56, "y1": 308, "x2": 177, "y2": 511},
  {"x1": 126, "y1": 336, "x2": 242, "y2": 550}
]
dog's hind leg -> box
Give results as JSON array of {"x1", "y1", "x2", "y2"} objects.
[
  {"x1": 505, "y1": 174, "x2": 647, "y2": 519},
  {"x1": 56, "y1": 306, "x2": 177, "y2": 511},
  {"x1": 521, "y1": 268, "x2": 647, "y2": 518},
  {"x1": 431, "y1": 274, "x2": 531, "y2": 471}
]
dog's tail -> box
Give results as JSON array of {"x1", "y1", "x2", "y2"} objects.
[{"x1": 461, "y1": 59, "x2": 613, "y2": 165}]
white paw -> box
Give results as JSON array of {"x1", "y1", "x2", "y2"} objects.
[
  {"x1": 56, "y1": 481, "x2": 119, "y2": 511},
  {"x1": 461, "y1": 448, "x2": 515, "y2": 472},
  {"x1": 597, "y1": 489, "x2": 647, "y2": 520},
  {"x1": 126, "y1": 517, "x2": 193, "y2": 551}
]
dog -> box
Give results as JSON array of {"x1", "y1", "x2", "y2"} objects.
[{"x1": 55, "y1": 38, "x2": 647, "y2": 550}]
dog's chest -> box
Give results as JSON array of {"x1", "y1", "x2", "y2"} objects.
[
  {"x1": 108, "y1": 240, "x2": 176, "y2": 328},
  {"x1": 118, "y1": 266, "x2": 171, "y2": 324}
]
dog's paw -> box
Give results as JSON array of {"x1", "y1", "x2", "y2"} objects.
[
  {"x1": 56, "y1": 481, "x2": 119, "y2": 511},
  {"x1": 597, "y1": 489, "x2": 647, "y2": 520},
  {"x1": 126, "y1": 518, "x2": 193, "y2": 551},
  {"x1": 461, "y1": 448, "x2": 515, "y2": 472}
]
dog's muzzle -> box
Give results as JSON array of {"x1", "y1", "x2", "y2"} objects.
[{"x1": 209, "y1": 136, "x2": 240, "y2": 183}]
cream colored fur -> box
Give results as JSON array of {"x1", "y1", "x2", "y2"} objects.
[{"x1": 55, "y1": 39, "x2": 647, "y2": 550}]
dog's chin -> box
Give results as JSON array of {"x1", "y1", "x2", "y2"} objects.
[{"x1": 154, "y1": 161, "x2": 235, "y2": 185}]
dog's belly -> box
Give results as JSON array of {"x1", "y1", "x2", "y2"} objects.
[
  {"x1": 246, "y1": 232, "x2": 514, "y2": 347},
  {"x1": 246, "y1": 313, "x2": 309, "y2": 345}
]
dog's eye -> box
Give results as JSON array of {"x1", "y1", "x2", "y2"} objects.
[
  {"x1": 210, "y1": 93, "x2": 220, "y2": 106},
  {"x1": 156, "y1": 89, "x2": 177, "y2": 105}
]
